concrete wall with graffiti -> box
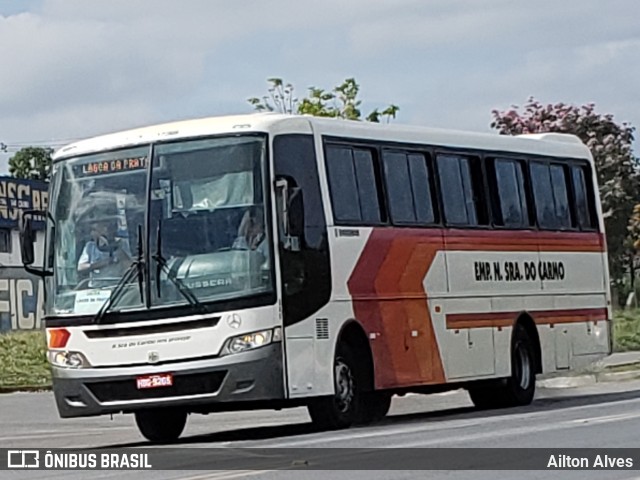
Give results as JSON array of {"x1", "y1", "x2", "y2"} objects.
[
  {"x1": 0, "y1": 267, "x2": 45, "y2": 331},
  {"x1": 0, "y1": 176, "x2": 48, "y2": 332}
]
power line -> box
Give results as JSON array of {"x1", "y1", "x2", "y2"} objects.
[
  {"x1": 0, "y1": 138, "x2": 81, "y2": 154},
  {"x1": 2, "y1": 136, "x2": 80, "y2": 144}
]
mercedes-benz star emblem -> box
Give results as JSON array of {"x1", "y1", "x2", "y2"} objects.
[{"x1": 227, "y1": 314, "x2": 242, "y2": 329}]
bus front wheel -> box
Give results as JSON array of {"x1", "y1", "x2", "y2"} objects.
[
  {"x1": 135, "y1": 408, "x2": 187, "y2": 443},
  {"x1": 308, "y1": 343, "x2": 362, "y2": 430}
]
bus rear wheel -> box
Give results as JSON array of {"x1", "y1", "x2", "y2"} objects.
[
  {"x1": 468, "y1": 324, "x2": 536, "y2": 409},
  {"x1": 308, "y1": 343, "x2": 363, "y2": 430},
  {"x1": 135, "y1": 408, "x2": 187, "y2": 443}
]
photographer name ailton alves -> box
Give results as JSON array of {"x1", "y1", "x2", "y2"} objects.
[{"x1": 548, "y1": 455, "x2": 633, "y2": 468}]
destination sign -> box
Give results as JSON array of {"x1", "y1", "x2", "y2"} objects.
[{"x1": 77, "y1": 156, "x2": 148, "y2": 176}]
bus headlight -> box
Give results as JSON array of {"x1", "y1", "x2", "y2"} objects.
[
  {"x1": 221, "y1": 327, "x2": 282, "y2": 356},
  {"x1": 49, "y1": 350, "x2": 90, "y2": 369}
]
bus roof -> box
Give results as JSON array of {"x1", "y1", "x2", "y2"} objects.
[{"x1": 53, "y1": 113, "x2": 592, "y2": 162}]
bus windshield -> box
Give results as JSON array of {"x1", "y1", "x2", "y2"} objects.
[{"x1": 49, "y1": 135, "x2": 272, "y2": 317}]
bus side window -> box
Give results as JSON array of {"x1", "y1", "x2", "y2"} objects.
[
  {"x1": 571, "y1": 164, "x2": 598, "y2": 231},
  {"x1": 489, "y1": 158, "x2": 531, "y2": 229},
  {"x1": 325, "y1": 145, "x2": 384, "y2": 225},
  {"x1": 436, "y1": 154, "x2": 488, "y2": 227},
  {"x1": 382, "y1": 151, "x2": 436, "y2": 225},
  {"x1": 549, "y1": 164, "x2": 573, "y2": 229},
  {"x1": 530, "y1": 161, "x2": 573, "y2": 230}
]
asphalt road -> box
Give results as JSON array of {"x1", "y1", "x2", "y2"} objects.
[{"x1": 4, "y1": 380, "x2": 640, "y2": 480}]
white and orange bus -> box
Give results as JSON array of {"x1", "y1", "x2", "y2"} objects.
[{"x1": 21, "y1": 114, "x2": 611, "y2": 442}]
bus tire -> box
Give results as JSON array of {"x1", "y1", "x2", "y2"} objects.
[
  {"x1": 507, "y1": 323, "x2": 537, "y2": 405},
  {"x1": 135, "y1": 408, "x2": 187, "y2": 444},
  {"x1": 468, "y1": 323, "x2": 536, "y2": 409},
  {"x1": 467, "y1": 384, "x2": 500, "y2": 409},
  {"x1": 308, "y1": 343, "x2": 362, "y2": 430},
  {"x1": 358, "y1": 392, "x2": 392, "y2": 424}
]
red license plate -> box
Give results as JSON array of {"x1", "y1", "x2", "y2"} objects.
[{"x1": 136, "y1": 373, "x2": 173, "y2": 389}]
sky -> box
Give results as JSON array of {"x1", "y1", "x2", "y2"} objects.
[{"x1": 0, "y1": 0, "x2": 639, "y2": 173}]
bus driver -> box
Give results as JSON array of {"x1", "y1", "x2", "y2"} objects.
[
  {"x1": 233, "y1": 208, "x2": 268, "y2": 259},
  {"x1": 77, "y1": 221, "x2": 131, "y2": 285}
]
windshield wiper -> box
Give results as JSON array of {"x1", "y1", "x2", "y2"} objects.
[
  {"x1": 152, "y1": 220, "x2": 207, "y2": 313},
  {"x1": 94, "y1": 225, "x2": 145, "y2": 324}
]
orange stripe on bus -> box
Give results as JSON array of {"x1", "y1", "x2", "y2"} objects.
[
  {"x1": 446, "y1": 308, "x2": 608, "y2": 330},
  {"x1": 349, "y1": 230, "x2": 446, "y2": 389}
]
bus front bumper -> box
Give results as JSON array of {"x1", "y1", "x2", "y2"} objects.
[{"x1": 51, "y1": 343, "x2": 284, "y2": 418}]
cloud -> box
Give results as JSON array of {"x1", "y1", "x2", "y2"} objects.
[
  {"x1": 0, "y1": 11, "x2": 207, "y2": 113},
  {"x1": 0, "y1": 0, "x2": 639, "y2": 176}
]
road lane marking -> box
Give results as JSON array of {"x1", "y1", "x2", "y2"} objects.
[
  {"x1": 177, "y1": 471, "x2": 271, "y2": 480},
  {"x1": 0, "y1": 427, "x2": 133, "y2": 442},
  {"x1": 264, "y1": 396, "x2": 640, "y2": 447},
  {"x1": 395, "y1": 409, "x2": 640, "y2": 447},
  {"x1": 568, "y1": 411, "x2": 640, "y2": 425}
]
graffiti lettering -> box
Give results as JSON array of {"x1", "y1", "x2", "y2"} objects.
[
  {"x1": 0, "y1": 270, "x2": 45, "y2": 331},
  {"x1": 0, "y1": 178, "x2": 48, "y2": 229}
]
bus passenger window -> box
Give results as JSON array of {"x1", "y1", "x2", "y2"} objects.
[
  {"x1": 437, "y1": 154, "x2": 487, "y2": 227},
  {"x1": 530, "y1": 162, "x2": 573, "y2": 230},
  {"x1": 382, "y1": 151, "x2": 435, "y2": 225},
  {"x1": 490, "y1": 159, "x2": 530, "y2": 229},
  {"x1": 571, "y1": 165, "x2": 597, "y2": 230},
  {"x1": 408, "y1": 153, "x2": 436, "y2": 224},
  {"x1": 325, "y1": 146, "x2": 360, "y2": 223},
  {"x1": 353, "y1": 150, "x2": 382, "y2": 224},
  {"x1": 550, "y1": 164, "x2": 572, "y2": 228},
  {"x1": 325, "y1": 145, "x2": 383, "y2": 225},
  {"x1": 383, "y1": 151, "x2": 414, "y2": 223}
]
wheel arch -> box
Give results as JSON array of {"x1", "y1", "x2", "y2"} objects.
[{"x1": 335, "y1": 319, "x2": 375, "y2": 391}]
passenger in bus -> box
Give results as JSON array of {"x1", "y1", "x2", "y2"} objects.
[
  {"x1": 77, "y1": 221, "x2": 132, "y2": 285},
  {"x1": 232, "y1": 208, "x2": 267, "y2": 259}
]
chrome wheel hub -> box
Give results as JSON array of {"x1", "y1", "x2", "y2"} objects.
[
  {"x1": 334, "y1": 359, "x2": 355, "y2": 413},
  {"x1": 516, "y1": 345, "x2": 532, "y2": 390}
]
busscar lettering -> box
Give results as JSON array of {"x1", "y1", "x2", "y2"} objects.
[
  {"x1": 185, "y1": 278, "x2": 232, "y2": 289},
  {"x1": 473, "y1": 260, "x2": 565, "y2": 283}
]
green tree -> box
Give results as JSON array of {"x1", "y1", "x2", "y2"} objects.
[
  {"x1": 491, "y1": 97, "x2": 639, "y2": 290},
  {"x1": 8, "y1": 146, "x2": 53, "y2": 181},
  {"x1": 248, "y1": 77, "x2": 399, "y2": 123}
]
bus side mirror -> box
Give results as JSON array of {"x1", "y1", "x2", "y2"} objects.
[
  {"x1": 20, "y1": 210, "x2": 52, "y2": 277},
  {"x1": 275, "y1": 178, "x2": 303, "y2": 252},
  {"x1": 21, "y1": 216, "x2": 35, "y2": 266}
]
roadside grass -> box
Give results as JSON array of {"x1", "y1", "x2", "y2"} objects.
[
  {"x1": 0, "y1": 309, "x2": 640, "y2": 391},
  {"x1": 604, "y1": 361, "x2": 640, "y2": 373},
  {"x1": 613, "y1": 309, "x2": 640, "y2": 352},
  {"x1": 0, "y1": 330, "x2": 50, "y2": 390}
]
